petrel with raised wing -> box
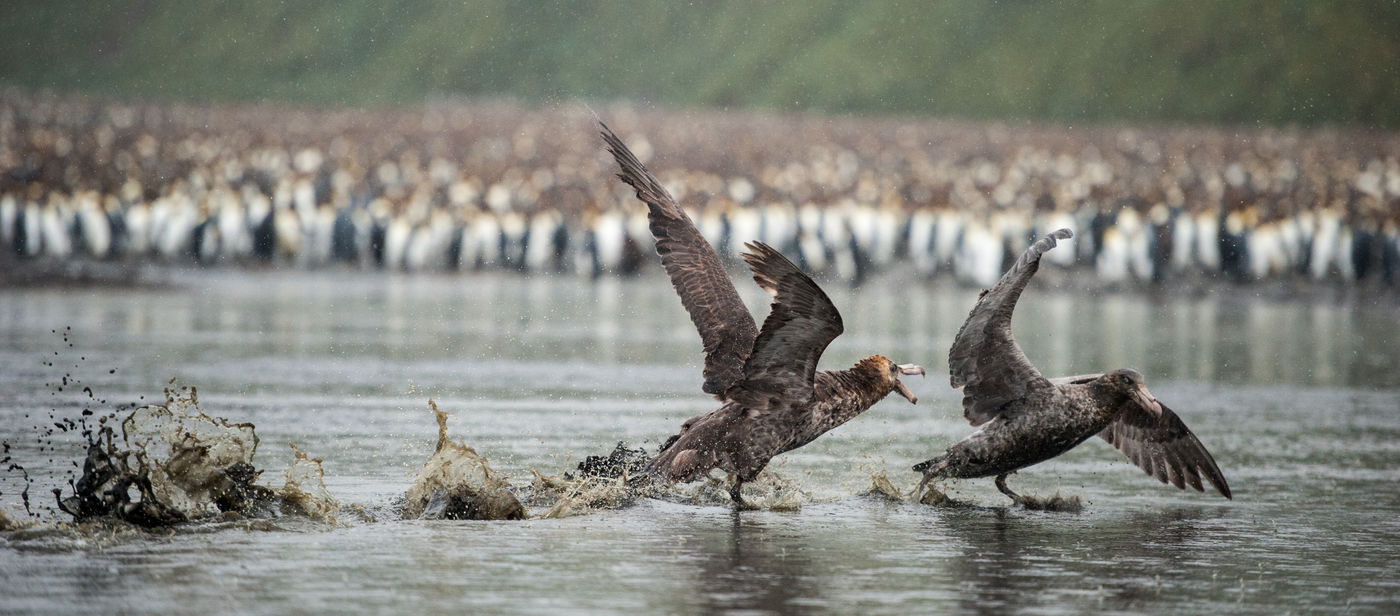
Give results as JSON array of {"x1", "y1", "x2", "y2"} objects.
[
  {"x1": 602, "y1": 124, "x2": 925, "y2": 507},
  {"x1": 914, "y1": 229, "x2": 1231, "y2": 505}
]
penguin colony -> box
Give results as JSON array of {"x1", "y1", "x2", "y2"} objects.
[{"x1": 3, "y1": 91, "x2": 1397, "y2": 289}]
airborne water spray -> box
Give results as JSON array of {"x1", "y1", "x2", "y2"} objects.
[
  {"x1": 0, "y1": 327, "x2": 126, "y2": 521},
  {"x1": 1, "y1": 327, "x2": 340, "y2": 528}
]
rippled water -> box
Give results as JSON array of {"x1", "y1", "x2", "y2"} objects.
[{"x1": 1, "y1": 269, "x2": 1398, "y2": 614}]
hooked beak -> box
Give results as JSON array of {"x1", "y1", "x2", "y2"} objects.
[
  {"x1": 894, "y1": 364, "x2": 925, "y2": 404},
  {"x1": 1133, "y1": 384, "x2": 1163, "y2": 417}
]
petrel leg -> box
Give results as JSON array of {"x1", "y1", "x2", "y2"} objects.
[
  {"x1": 994, "y1": 473, "x2": 1023, "y2": 504},
  {"x1": 914, "y1": 473, "x2": 934, "y2": 499},
  {"x1": 729, "y1": 480, "x2": 756, "y2": 510},
  {"x1": 994, "y1": 473, "x2": 1081, "y2": 512}
]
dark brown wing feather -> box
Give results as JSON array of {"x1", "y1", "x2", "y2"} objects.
[
  {"x1": 726, "y1": 242, "x2": 844, "y2": 409},
  {"x1": 948, "y1": 229, "x2": 1073, "y2": 426},
  {"x1": 602, "y1": 124, "x2": 758, "y2": 398},
  {"x1": 1098, "y1": 401, "x2": 1232, "y2": 499}
]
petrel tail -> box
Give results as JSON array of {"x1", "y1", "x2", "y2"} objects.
[
  {"x1": 912, "y1": 455, "x2": 947, "y2": 476},
  {"x1": 645, "y1": 443, "x2": 718, "y2": 484}
]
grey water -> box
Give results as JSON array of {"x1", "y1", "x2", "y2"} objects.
[{"x1": 1, "y1": 268, "x2": 1398, "y2": 615}]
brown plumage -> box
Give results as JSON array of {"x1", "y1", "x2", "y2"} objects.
[
  {"x1": 602, "y1": 124, "x2": 924, "y2": 506},
  {"x1": 914, "y1": 229, "x2": 1231, "y2": 504},
  {"x1": 601, "y1": 124, "x2": 756, "y2": 398}
]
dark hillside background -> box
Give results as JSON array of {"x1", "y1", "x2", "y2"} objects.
[{"x1": 2, "y1": 0, "x2": 1398, "y2": 127}]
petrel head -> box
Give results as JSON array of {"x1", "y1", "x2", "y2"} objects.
[
  {"x1": 857, "y1": 355, "x2": 926, "y2": 404},
  {"x1": 1101, "y1": 368, "x2": 1162, "y2": 416}
]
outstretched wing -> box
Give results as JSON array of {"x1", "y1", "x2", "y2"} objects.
[
  {"x1": 726, "y1": 242, "x2": 844, "y2": 409},
  {"x1": 949, "y1": 228, "x2": 1073, "y2": 426},
  {"x1": 1098, "y1": 400, "x2": 1232, "y2": 498},
  {"x1": 602, "y1": 123, "x2": 758, "y2": 398}
]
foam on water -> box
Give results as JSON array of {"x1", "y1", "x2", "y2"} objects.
[{"x1": 531, "y1": 473, "x2": 635, "y2": 519}]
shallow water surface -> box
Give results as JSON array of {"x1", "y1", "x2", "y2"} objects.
[{"x1": 1, "y1": 269, "x2": 1398, "y2": 614}]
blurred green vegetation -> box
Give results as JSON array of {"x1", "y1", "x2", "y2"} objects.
[{"x1": 2, "y1": 0, "x2": 1397, "y2": 127}]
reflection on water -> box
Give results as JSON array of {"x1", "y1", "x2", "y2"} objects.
[
  {"x1": 0, "y1": 269, "x2": 1395, "y2": 390},
  {"x1": 679, "y1": 512, "x2": 825, "y2": 613},
  {"x1": 1, "y1": 269, "x2": 1398, "y2": 615},
  {"x1": 940, "y1": 508, "x2": 1213, "y2": 614}
]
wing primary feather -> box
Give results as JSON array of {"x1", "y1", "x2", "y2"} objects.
[
  {"x1": 1098, "y1": 401, "x2": 1232, "y2": 499},
  {"x1": 948, "y1": 229, "x2": 1072, "y2": 426},
  {"x1": 601, "y1": 124, "x2": 759, "y2": 398},
  {"x1": 727, "y1": 241, "x2": 844, "y2": 408}
]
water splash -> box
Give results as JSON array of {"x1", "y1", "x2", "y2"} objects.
[
  {"x1": 278, "y1": 445, "x2": 339, "y2": 522},
  {"x1": 532, "y1": 473, "x2": 636, "y2": 519},
  {"x1": 0, "y1": 507, "x2": 38, "y2": 532},
  {"x1": 1013, "y1": 492, "x2": 1083, "y2": 513},
  {"x1": 917, "y1": 484, "x2": 954, "y2": 507},
  {"x1": 722, "y1": 472, "x2": 809, "y2": 511},
  {"x1": 902, "y1": 471, "x2": 1082, "y2": 512},
  {"x1": 865, "y1": 471, "x2": 908, "y2": 501},
  {"x1": 525, "y1": 442, "x2": 649, "y2": 518},
  {"x1": 52, "y1": 384, "x2": 339, "y2": 526},
  {"x1": 399, "y1": 400, "x2": 525, "y2": 521},
  {"x1": 118, "y1": 386, "x2": 260, "y2": 519}
]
